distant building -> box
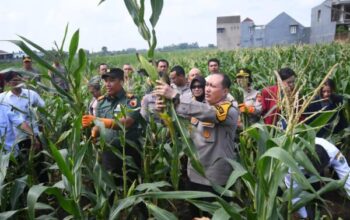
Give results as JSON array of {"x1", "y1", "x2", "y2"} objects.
[
  {"x1": 0, "y1": 50, "x2": 13, "y2": 60},
  {"x1": 310, "y1": 0, "x2": 350, "y2": 44},
  {"x1": 240, "y1": 12, "x2": 310, "y2": 48},
  {"x1": 217, "y1": 16, "x2": 241, "y2": 50}
]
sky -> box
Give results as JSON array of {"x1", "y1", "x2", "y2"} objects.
[{"x1": 0, "y1": 0, "x2": 322, "y2": 53}]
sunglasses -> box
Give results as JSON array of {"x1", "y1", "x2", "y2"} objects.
[{"x1": 191, "y1": 85, "x2": 203, "y2": 89}]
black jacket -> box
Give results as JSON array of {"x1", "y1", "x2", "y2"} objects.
[{"x1": 305, "y1": 94, "x2": 348, "y2": 137}]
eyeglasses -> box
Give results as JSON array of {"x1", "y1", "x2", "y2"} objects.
[{"x1": 191, "y1": 85, "x2": 203, "y2": 89}]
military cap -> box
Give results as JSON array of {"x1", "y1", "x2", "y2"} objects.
[
  {"x1": 101, "y1": 68, "x2": 124, "y2": 80},
  {"x1": 22, "y1": 56, "x2": 32, "y2": 62}
]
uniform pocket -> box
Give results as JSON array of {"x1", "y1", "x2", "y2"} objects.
[{"x1": 201, "y1": 122, "x2": 215, "y2": 143}]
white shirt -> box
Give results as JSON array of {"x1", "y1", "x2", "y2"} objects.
[
  {"x1": 0, "y1": 103, "x2": 24, "y2": 153},
  {"x1": 285, "y1": 138, "x2": 350, "y2": 218},
  {"x1": 0, "y1": 88, "x2": 45, "y2": 140}
]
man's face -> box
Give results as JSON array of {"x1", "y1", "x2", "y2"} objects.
[
  {"x1": 103, "y1": 77, "x2": 123, "y2": 96},
  {"x1": 123, "y1": 64, "x2": 133, "y2": 76},
  {"x1": 170, "y1": 71, "x2": 185, "y2": 87},
  {"x1": 205, "y1": 74, "x2": 227, "y2": 105},
  {"x1": 157, "y1": 61, "x2": 168, "y2": 73},
  {"x1": 208, "y1": 61, "x2": 219, "y2": 74},
  {"x1": 99, "y1": 64, "x2": 108, "y2": 75},
  {"x1": 188, "y1": 68, "x2": 201, "y2": 82},
  {"x1": 23, "y1": 61, "x2": 32, "y2": 70},
  {"x1": 282, "y1": 75, "x2": 296, "y2": 93},
  {"x1": 7, "y1": 74, "x2": 23, "y2": 88}
]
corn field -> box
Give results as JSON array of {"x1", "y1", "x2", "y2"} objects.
[{"x1": 1, "y1": 1, "x2": 350, "y2": 219}]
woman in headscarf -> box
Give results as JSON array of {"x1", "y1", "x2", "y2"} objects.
[{"x1": 190, "y1": 75, "x2": 206, "y2": 102}]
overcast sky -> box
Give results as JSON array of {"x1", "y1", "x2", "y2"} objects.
[{"x1": 0, "y1": 0, "x2": 322, "y2": 53}]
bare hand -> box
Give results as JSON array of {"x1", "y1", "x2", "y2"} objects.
[
  {"x1": 154, "y1": 80, "x2": 177, "y2": 99},
  {"x1": 155, "y1": 96, "x2": 166, "y2": 112}
]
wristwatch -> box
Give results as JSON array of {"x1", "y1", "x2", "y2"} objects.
[{"x1": 172, "y1": 93, "x2": 180, "y2": 105}]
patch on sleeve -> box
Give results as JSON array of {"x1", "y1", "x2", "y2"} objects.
[
  {"x1": 126, "y1": 93, "x2": 134, "y2": 99},
  {"x1": 336, "y1": 151, "x2": 346, "y2": 165},
  {"x1": 97, "y1": 95, "x2": 105, "y2": 101},
  {"x1": 215, "y1": 101, "x2": 232, "y2": 122},
  {"x1": 128, "y1": 98, "x2": 138, "y2": 108}
]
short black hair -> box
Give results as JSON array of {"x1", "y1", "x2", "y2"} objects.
[
  {"x1": 4, "y1": 71, "x2": 21, "y2": 82},
  {"x1": 208, "y1": 58, "x2": 220, "y2": 66},
  {"x1": 311, "y1": 144, "x2": 330, "y2": 173},
  {"x1": 101, "y1": 68, "x2": 124, "y2": 81},
  {"x1": 170, "y1": 65, "x2": 185, "y2": 76},
  {"x1": 156, "y1": 59, "x2": 169, "y2": 67},
  {"x1": 212, "y1": 73, "x2": 231, "y2": 89},
  {"x1": 99, "y1": 63, "x2": 108, "y2": 67},
  {"x1": 278, "y1": 67, "x2": 296, "y2": 81}
]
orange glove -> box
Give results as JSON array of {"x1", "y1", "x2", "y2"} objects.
[
  {"x1": 82, "y1": 115, "x2": 96, "y2": 128},
  {"x1": 99, "y1": 118, "x2": 116, "y2": 129},
  {"x1": 239, "y1": 103, "x2": 246, "y2": 113},
  {"x1": 239, "y1": 103, "x2": 255, "y2": 114}
]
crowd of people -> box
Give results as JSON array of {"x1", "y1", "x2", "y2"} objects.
[{"x1": 0, "y1": 55, "x2": 349, "y2": 219}]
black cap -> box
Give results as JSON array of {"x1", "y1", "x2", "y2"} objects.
[{"x1": 101, "y1": 68, "x2": 124, "y2": 80}]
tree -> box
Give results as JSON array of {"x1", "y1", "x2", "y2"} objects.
[{"x1": 101, "y1": 46, "x2": 108, "y2": 54}]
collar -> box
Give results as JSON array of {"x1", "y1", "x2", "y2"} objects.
[{"x1": 106, "y1": 88, "x2": 126, "y2": 101}]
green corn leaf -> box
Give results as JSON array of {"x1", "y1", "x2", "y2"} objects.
[
  {"x1": 27, "y1": 185, "x2": 79, "y2": 219},
  {"x1": 48, "y1": 141, "x2": 74, "y2": 185},
  {"x1": 150, "y1": 0, "x2": 163, "y2": 27},
  {"x1": 123, "y1": 0, "x2": 140, "y2": 26},
  {"x1": 212, "y1": 207, "x2": 231, "y2": 220},
  {"x1": 0, "y1": 210, "x2": 23, "y2": 219},
  {"x1": 60, "y1": 24, "x2": 69, "y2": 52},
  {"x1": 309, "y1": 111, "x2": 335, "y2": 128},
  {"x1": 68, "y1": 29, "x2": 79, "y2": 69},
  {"x1": 145, "y1": 202, "x2": 177, "y2": 220},
  {"x1": 10, "y1": 175, "x2": 28, "y2": 209},
  {"x1": 137, "y1": 53, "x2": 158, "y2": 84}
]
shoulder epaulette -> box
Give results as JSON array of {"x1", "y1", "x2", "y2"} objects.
[
  {"x1": 126, "y1": 92, "x2": 134, "y2": 99},
  {"x1": 97, "y1": 95, "x2": 105, "y2": 101},
  {"x1": 215, "y1": 101, "x2": 232, "y2": 122}
]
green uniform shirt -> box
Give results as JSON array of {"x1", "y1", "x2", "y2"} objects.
[{"x1": 96, "y1": 89, "x2": 141, "y2": 147}]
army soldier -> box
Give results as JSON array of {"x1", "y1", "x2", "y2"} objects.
[
  {"x1": 154, "y1": 73, "x2": 239, "y2": 191},
  {"x1": 82, "y1": 68, "x2": 141, "y2": 179},
  {"x1": 236, "y1": 68, "x2": 262, "y2": 126}
]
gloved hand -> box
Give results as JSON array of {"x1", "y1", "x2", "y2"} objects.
[
  {"x1": 239, "y1": 103, "x2": 246, "y2": 113},
  {"x1": 239, "y1": 103, "x2": 255, "y2": 114},
  {"x1": 82, "y1": 115, "x2": 96, "y2": 128},
  {"x1": 99, "y1": 118, "x2": 116, "y2": 129}
]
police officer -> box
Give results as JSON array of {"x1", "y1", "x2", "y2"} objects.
[
  {"x1": 236, "y1": 68, "x2": 262, "y2": 127},
  {"x1": 154, "y1": 73, "x2": 239, "y2": 192},
  {"x1": 82, "y1": 68, "x2": 141, "y2": 180},
  {"x1": 285, "y1": 137, "x2": 350, "y2": 219}
]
